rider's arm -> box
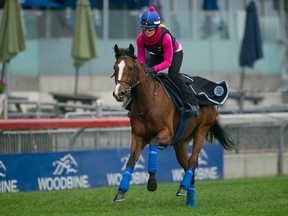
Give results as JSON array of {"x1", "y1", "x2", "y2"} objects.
[
  {"x1": 153, "y1": 34, "x2": 173, "y2": 72},
  {"x1": 136, "y1": 34, "x2": 146, "y2": 64}
]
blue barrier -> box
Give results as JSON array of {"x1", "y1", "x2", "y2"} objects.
[{"x1": 0, "y1": 144, "x2": 223, "y2": 193}]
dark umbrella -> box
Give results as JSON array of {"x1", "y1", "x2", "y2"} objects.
[
  {"x1": 239, "y1": 1, "x2": 263, "y2": 89},
  {"x1": 0, "y1": 0, "x2": 26, "y2": 83},
  {"x1": 21, "y1": 0, "x2": 66, "y2": 9},
  {"x1": 71, "y1": 0, "x2": 97, "y2": 95},
  {"x1": 202, "y1": 0, "x2": 219, "y2": 11},
  {"x1": 238, "y1": 1, "x2": 263, "y2": 112}
]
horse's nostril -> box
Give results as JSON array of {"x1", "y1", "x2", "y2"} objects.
[
  {"x1": 113, "y1": 91, "x2": 117, "y2": 98},
  {"x1": 119, "y1": 91, "x2": 125, "y2": 97},
  {"x1": 113, "y1": 90, "x2": 125, "y2": 102}
]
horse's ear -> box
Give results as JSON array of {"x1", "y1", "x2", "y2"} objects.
[
  {"x1": 114, "y1": 44, "x2": 120, "y2": 59},
  {"x1": 129, "y1": 44, "x2": 134, "y2": 55},
  {"x1": 114, "y1": 44, "x2": 119, "y2": 54}
]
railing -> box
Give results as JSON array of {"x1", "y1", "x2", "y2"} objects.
[
  {"x1": 1, "y1": 114, "x2": 287, "y2": 153},
  {"x1": 7, "y1": 96, "x2": 128, "y2": 119},
  {"x1": 0, "y1": 114, "x2": 287, "y2": 174},
  {"x1": 0, "y1": 117, "x2": 131, "y2": 154}
]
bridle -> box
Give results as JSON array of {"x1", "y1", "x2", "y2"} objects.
[{"x1": 112, "y1": 55, "x2": 149, "y2": 95}]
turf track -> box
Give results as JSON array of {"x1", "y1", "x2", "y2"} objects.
[{"x1": 1, "y1": 175, "x2": 287, "y2": 216}]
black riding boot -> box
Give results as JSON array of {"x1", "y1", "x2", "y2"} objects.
[
  {"x1": 172, "y1": 76, "x2": 199, "y2": 117},
  {"x1": 167, "y1": 51, "x2": 199, "y2": 117}
]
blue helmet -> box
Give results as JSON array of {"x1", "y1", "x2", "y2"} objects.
[{"x1": 140, "y1": 6, "x2": 161, "y2": 28}]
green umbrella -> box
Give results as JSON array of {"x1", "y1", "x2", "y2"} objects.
[
  {"x1": 0, "y1": 0, "x2": 26, "y2": 81},
  {"x1": 71, "y1": 0, "x2": 97, "y2": 95}
]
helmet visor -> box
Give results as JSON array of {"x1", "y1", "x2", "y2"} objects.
[{"x1": 140, "y1": 20, "x2": 157, "y2": 28}]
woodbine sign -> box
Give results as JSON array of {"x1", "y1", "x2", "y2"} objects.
[{"x1": 0, "y1": 144, "x2": 223, "y2": 193}]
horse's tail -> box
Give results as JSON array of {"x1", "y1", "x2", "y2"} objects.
[{"x1": 207, "y1": 121, "x2": 235, "y2": 151}]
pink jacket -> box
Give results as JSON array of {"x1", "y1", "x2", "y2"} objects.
[{"x1": 136, "y1": 29, "x2": 180, "y2": 72}]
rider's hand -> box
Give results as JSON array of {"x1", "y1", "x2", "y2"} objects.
[
  {"x1": 145, "y1": 67, "x2": 156, "y2": 74},
  {"x1": 141, "y1": 63, "x2": 148, "y2": 68}
]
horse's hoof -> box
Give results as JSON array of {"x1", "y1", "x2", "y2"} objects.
[
  {"x1": 176, "y1": 186, "x2": 187, "y2": 196},
  {"x1": 113, "y1": 190, "x2": 125, "y2": 202},
  {"x1": 147, "y1": 177, "x2": 157, "y2": 192}
]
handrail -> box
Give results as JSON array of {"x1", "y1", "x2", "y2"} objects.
[{"x1": 0, "y1": 117, "x2": 130, "y2": 130}]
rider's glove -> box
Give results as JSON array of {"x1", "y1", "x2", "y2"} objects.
[
  {"x1": 145, "y1": 67, "x2": 156, "y2": 74},
  {"x1": 141, "y1": 63, "x2": 148, "y2": 68}
]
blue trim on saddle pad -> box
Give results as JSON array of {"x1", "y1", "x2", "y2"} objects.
[{"x1": 161, "y1": 80, "x2": 189, "y2": 147}]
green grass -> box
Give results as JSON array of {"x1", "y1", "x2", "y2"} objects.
[{"x1": 1, "y1": 176, "x2": 288, "y2": 216}]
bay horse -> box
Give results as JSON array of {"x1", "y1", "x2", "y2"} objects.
[{"x1": 112, "y1": 44, "x2": 234, "y2": 207}]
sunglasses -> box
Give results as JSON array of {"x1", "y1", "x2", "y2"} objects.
[{"x1": 142, "y1": 28, "x2": 155, "y2": 32}]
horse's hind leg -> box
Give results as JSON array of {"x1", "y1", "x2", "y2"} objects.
[{"x1": 182, "y1": 130, "x2": 207, "y2": 207}]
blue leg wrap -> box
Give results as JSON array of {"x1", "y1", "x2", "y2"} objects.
[
  {"x1": 186, "y1": 185, "x2": 195, "y2": 207},
  {"x1": 118, "y1": 167, "x2": 133, "y2": 192},
  {"x1": 148, "y1": 145, "x2": 158, "y2": 174},
  {"x1": 180, "y1": 168, "x2": 193, "y2": 190}
]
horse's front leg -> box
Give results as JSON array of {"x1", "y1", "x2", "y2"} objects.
[
  {"x1": 147, "y1": 137, "x2": 160, "y2": 192},
  {"x1": 173, "y1": 141, "x2": 189, "y2": 196},
  {"x1": 114, "y1": 135, "x2": 145, "y2": 202},
  {"x1": 147, "y1": 128, "x2": 172, "y2": 192}
]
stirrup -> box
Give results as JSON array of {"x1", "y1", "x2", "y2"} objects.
[{"x1": 184, "y1": 103, "x2": 199, "y2": 117}]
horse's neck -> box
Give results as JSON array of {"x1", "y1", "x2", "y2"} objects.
[{"x1": 133, "y1": 69, "x2": 155, "y2": 106}]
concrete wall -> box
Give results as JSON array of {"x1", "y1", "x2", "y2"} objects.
[
  {"x1": 8, "y1": 39, "x2": 281, "y2": 76},
  {"x1": 224, "y1": 152, "x2": 288, "y2": 179}
]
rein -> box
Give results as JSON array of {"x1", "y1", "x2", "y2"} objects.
[{"x1": 114, "y1": 55, "x2": 158, "y2": 142}]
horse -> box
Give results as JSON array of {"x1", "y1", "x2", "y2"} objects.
[{"x1": 111, "y1": 44, "x2": 234, "y2": 207}]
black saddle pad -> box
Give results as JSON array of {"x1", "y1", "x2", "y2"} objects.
[
  {"x1": 180, "y1": 74, "x2": 229, "y2": 106},
  {"x1": 154, "y1": 73, "x2": 229, "y2": 106}
]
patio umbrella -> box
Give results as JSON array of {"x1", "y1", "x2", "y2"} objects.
[
  {"x1": 238, "y1": 1, "x2": 263, "y2": 112},
  {"x1": 71, "y1": 0, "x2": 97, "y2": 95},
  {"x1": 0, "y1": 0, "x2": 26, "y2": 82},
  {"x1": 201, "y1": 0, "x2": 221, "y2": 39},
  {"x1": 239, "y1": 1, "x2": 263, "y2": 90}
]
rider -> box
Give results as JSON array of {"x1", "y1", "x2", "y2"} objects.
[{"x1": 136, "y1": 5, "x2": 199, "y2": 117}]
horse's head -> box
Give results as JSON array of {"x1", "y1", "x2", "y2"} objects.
[{"x1": 112, "y1": 44, "x2": 141, "y2": 102}]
